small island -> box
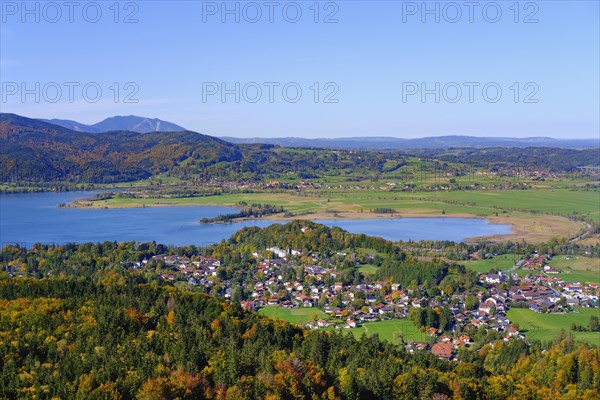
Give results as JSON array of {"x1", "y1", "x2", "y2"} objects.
[{"x1": 199, "y1": 202, "x2": 287, "y2": 224}]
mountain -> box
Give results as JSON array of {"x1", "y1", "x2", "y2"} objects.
[
  {"x1": 92, "y1": 116, "x2": 186, "y2": 133},
  {"x1": 37, "y1": 118, "x2": 100, "y2": 133},
  {"x1": 38, "y1": 115, "x2": 186, "y2": 134},
  {"x1": 1, "y1": 113, "x2": 240, "y2": 183},
  {"x1": 221, "y1": 135, "x2": 599, "y2": 150},
  {"x1": 39, "y1": 115, "x2": 597, "y2": 149},
  {"x1": 3, "y1": 113, "x2": 598, "y2": 185}
]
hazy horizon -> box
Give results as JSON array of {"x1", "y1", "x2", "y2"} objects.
[{"x1": 19, "y1": 114, "x2": 597, "y2": 141}]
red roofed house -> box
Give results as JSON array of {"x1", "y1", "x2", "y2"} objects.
[{"x1": 431, "y1": 343, "x2": 454, "y2": 360}]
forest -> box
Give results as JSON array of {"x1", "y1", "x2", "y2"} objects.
[
  {"x1": 0, "y1": 276, "x2": 598, "y2": 399},
  {"x1": 0, "y1": 221, "x2": 599, "y2": 399},
  {"x1": 2, "y1": 114, "x2": 598, "y2": 185}
]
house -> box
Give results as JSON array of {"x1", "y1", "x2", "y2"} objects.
[
  {"x1": 566, "y1": 283, "x2": 583, "y2": 293},
  {"x1": 507, "y1": 327, "x2": 520, "y2": 337},
  {"x1": 484, "y1": 273, "x2": 502, "y2": 284},
  {"x1": 405, "y1": 341, "x2": 429, "y2": 353},
  {"x1": 529, "y1": 304, "x2": 542, "y2": 313},
  {"x1": 240, "y1": 301, "x2": 256, "y2": 311},
  {"x1": 479, "y1": 300, "x2": 496, "y2": 314},
  {"x1": 317, "y1": 319, "x2": 329, "y2": 328},
  {"x1": 458, "y1": 335, "x2": 472, "y2": 344},
  {"x1": 267, "y1": 247, "x2": 288, "y2": 258},
  {"x1": 415, "y1": 342, "x2": 429, "y2": 351},
  {"x1": 427, "y1": 327, "x2": 439, "y2": 337},
  {"x1": 543, "y1": 265, "x2": 561, "y2": 274},
  {"x1": 431, "y1": 343, "x2": 454, "y2": 360}
]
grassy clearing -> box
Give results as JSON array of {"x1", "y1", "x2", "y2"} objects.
[
  {"x1": 507, "y1": 307, "x2": 600, "y2": 345},
  {"x1": 258, "y1": 307, "x2": 425, "y2": 345},
  {"x1": 258, "y1": 306, "x2": 328, "y2": 325},
  {"x1": 460, "y1": 254, "x2": 521, "y2": 274},
  {"x1": 344, "y1": 319, "x2": 428, "y2": 344},
  {"x1": 358, "y1": 264, "x2": 380, "y2": 275}
]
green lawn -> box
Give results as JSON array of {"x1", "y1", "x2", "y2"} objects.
[
  {"x1": 358, "y1": 264, "x2": 380, "y2": 275},
  {"x1": 507, "y1": 307, "x2": 600, "y2": 345},
  {"x1": 259, "y1": 307, "x2": 425, "y2": 345},
  {"x1": 258, "y1": 306, "x2": 328, "y2": 325},
  {"x1": 344, "y1": 319, "x2": 428, "y2": 344},
  {"x1": 547, "y1": 256, "x2": 600, "y2": 284},
  {"x1": 460, "y1": 254, "x2": 521, "y2": 274}
]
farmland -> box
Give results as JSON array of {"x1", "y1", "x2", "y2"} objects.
[
  {"x1": 546, "y1": 255, "x2": 600, "y2": 283},
  {"x1": 507, "y1": 307, "x2": 600, "y2": 345},
  {"x1": 460, "y1": 254, "x2": 521, "y2": 274}
]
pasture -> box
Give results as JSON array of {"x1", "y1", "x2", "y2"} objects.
[
  {"x1": 258, "y1": 306, "x2": 328, "y2": 325},
  {"x1": 546, "y1": 255, "x2": 600, "y2": 284},
  {"x1": 507, "y1": 307, "x2": 600, "y2": 345},
  {"x1": 343, "y1": 319, "x2": 428, "y2": 344},
  {"x1": 460, "y1": 254, "x2": 521, "y2": 274}
]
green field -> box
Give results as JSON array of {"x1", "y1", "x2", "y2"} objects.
[
  {"x1": 418, "y1": 189, "x2": 600, "y2": 222},
  {"x1": 258, "y1": 306, "x2": 328, "y2": 325},
  {"x1": 357, "y1": 264, "x2": 380, "y2": 275},
  {"x1": 79, "y1": 188, "x2": 599, "y2": 222},
  {"x1": 547, "y1": 256, "x2": 600, "y2": 283},
  {"x1": 342, "y1": 319, "x2": 428, "y2": 344},
  {"x1": 258, "y1": 307, "x2": 425, "y2": 344},
  {"x1": 460, "y1": 254, "x2": 521, "y2": 274},
  {"x1": 507, "y1": 307, "x2": 600, "y2": 345}
]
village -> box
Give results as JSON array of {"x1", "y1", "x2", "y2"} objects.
[{"x1": 123, "y1": 248, "x2": 598, "y2": 361}]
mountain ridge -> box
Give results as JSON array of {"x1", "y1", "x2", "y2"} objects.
[
  {"x1": 220, "y1": 135, "x2": 599, "y2": 149},
  {"x1": 35, "y1": 116, "x2": 598, "y2": 149},
  {"x1": 38, "y1": 115, "x2": 186, "y2": 134},
  {"x1": 1, "y1": 113, "x2": 240, "y2": 183}
]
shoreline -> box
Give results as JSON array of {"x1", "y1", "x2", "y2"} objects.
[
  {"x1": 67, "y1": 198, "x2": 584, "y2": 244},
  {"x1": 72, "y1": 199, "x2": 522, "y2": 242}
]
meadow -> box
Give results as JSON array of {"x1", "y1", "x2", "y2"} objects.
[
  {"x1": 546, "y1": 255, "x2": 600, "y2": 283},
  {"x1": 258, "y1": 306, "x2": 328, "y2": 325},
  {"x1": 342, "y1": 319, "x2": 428, "y2": 344},
  {"x1": 460, "y1": 254, "x2": 521, "y2": 274},
  {"x1": 506, "y1": 307, "x2": 600, "y2": 345},
  {"x1": 258, "y1": 306, "x2": 427, "y2": 345},
  {"x1": 80, "y1": 187, "x2": 599, "y2": 222}
]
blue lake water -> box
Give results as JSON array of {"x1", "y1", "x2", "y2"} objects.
[{"x1": 0, "y1": 191, "x2": 511, "y2": 247}]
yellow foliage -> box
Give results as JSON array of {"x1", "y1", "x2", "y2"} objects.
[{"x1": 166, "y1": 310, "x2": 176, "y2": 327}]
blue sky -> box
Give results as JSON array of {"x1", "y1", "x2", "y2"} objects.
[{"x1": 1, "y1": 0, "x2": 598, "y2": 138}]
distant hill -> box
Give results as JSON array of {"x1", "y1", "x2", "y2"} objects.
[
  {"x1": 221, "y1": 135, "x2": 599, "y2": 150},
  {"x1": 38, "y1": 115, "x2": 597, "y2": 149},
  {"x1": 3, "y1": 113, "x2": 598, "y2": 185},
  {"x1": 1, "y1": 114, "x2": 240, "y2": 183},
  {"x1": 36, "y1": 118, "x2": 100, "y2": 133},
  {"x1": 39, "y1": 115, "x2": 186, "y2": 134}
]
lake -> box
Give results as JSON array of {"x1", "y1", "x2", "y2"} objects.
[{"x1": 0, "y1": 191, "x2": 511, "y2": 247}]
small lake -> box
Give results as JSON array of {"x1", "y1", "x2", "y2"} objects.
[{"x1": 0, "y1": 192, "x2": 511, "y2": 247}]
